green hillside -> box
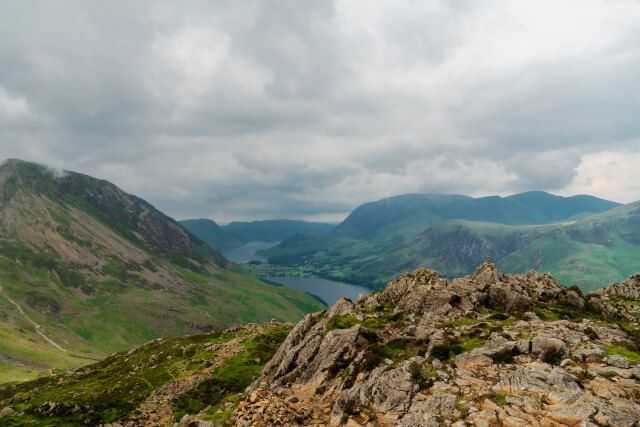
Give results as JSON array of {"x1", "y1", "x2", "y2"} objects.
[
  {"x1": 354, "y1": 202, "x2": 640, "y2": 291},
  {"x1": 179, "y1": 218, "x2": 242, "y2": 252},
  {"x1": 222, "y1": 219, "x2": 334, "y2": 242},
  {"x1": 0, "y1": 160, "x2": 324, "y2": 383},
  {"x1": 255, "y1": 194, "x2": 636, "y2": 292},
  {"x1": 331, "y1": 191, "x2": 620, "y2": 240}
]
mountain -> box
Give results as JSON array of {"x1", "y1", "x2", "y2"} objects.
[
  {"x1": 362, "y1": 201, "x2": 640, "y2": 291},
  {"x1": 256, "y1": 191, "x2": 626, "y2": 291},
  {"x1": 222, "y1": 219, "x2": 334, "y2": 242},
  {"x1": 179, "y1": 218, "x2": 242, "y2": 252},
  {"x1": 332, "y1": 191, "x2": 620, "y2": 240},
  {"x1": 0, "y1": 159, "x2": 324, "y2": 382},
  {"x1": 3, "y1": 263, "x2": 640, "y2": 425}
]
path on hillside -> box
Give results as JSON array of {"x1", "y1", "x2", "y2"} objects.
[{"x1": 0, "y1": 284, "x2": 67, "y2": 352}]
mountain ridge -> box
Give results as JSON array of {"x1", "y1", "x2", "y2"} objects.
[
  {"x1": 256, "y1": 191, "x2": 634, "y2": 291},
  {"x1": 0, "y1": 159, "x2": 324, "y2": 382}
]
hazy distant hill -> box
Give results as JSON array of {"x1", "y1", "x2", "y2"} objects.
[
  {"x1": 0, "y1": 159, "x2": 324, "y2": 382},
  {"x1": 222, "y1": 219, "x2": 334, "y2": 242},
  {"x1": 332, "y1": 191, "x2": 620, "y2": 240},
  {"x1": 358, "y1": 200, "x2": 640, "y2": 290},
  {"x1": 258, "y1": 191, "x2": 630, "y2": 291},
  {"x1": 179, "y1": 218, "x2": 242, "y2": 252}
]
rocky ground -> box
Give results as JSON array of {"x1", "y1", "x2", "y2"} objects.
[
  {"x1": 234, "y1": 260, "x2": 640, "y2": 426},
  {"x1": 2, "y1": 260, "x2": 640, "y2": 426}
]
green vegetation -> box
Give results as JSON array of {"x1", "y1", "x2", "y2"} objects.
[
  {"x1": 484, "y1": 390, "x2": 507, "y2": 407},
  {"x1": 363, "y1": 339, "x2": 428, "y2": 370},
  {"x1": 254, "y1": 194, "x2": 639, "y2": 293},
  {"x1": 171, "y1": 324, "x2": 289, "y2": 421},
  {"x1": 0, "y1": 324, "x2": 290, "y2": 426},
  {"x1": 0, "y1": 159, "x2": 325, "y2": 382},
  {"x1": 603, "y1": 344, "x2": 640, "y2": 362}
]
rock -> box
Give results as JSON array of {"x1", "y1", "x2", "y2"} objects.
[
  {"x1": 523, "y1": 311, "x2": 539, "y2": 322},
  {"x1": 488, "y1": 285, "x2": 532, "y2": 312},
  {"x1": 0, "y1": 407, "x2": 14, "y2": 418},
  {"x1": 494, "y1": 366, "x2": 579, "y2": 394},
  {"x1": 454, "y1": 352, "x2": 492, "y2": 369},
  {"x1": 573, "y1": 346, "x2": 606, "y2": 362},
  {"x1": 432, "y1": 358, "x2": 443, "y2": 369},
  {"x1": 560, "y1": 358, "x2": 573, "y2": 367},
  {"x1": 178, "y1": 415, "x2": 213, "y2": 427},
  {"x1": 531, "y1": 335, "x2": 567, "y2": 356},
  {"x1": 607, "y1": 355, "x2": 632, "y2": 369},
  {"x1": 595, "y1": 274, "x2": 640, "y2": 300},
  {"x1": 566, "y1": 290, "x2": 586, "y2": 309},
  {"x1": 409, "y1": 391, "x2": 457, "y2": 417},
  {"x1": 397, "y1": 412, "x2": 439, "y2": 427}
]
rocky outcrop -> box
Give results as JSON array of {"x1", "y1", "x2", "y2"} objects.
[{"x1": 238, "y1": 263, "x2": 640, "y2": 426}]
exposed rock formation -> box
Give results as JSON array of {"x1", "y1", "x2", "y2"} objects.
[{"x1": 236, "y1": 262, "x2": 640, "y2": 426}]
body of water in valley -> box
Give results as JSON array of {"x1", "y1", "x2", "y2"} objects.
[
  {"x1": 222, "y1": 241, "x2": 281, "y2": 263},
  {"x1": 223, "y1": 241, "x2": 375, "y2": 307}
]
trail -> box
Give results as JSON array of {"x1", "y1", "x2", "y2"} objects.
[{"x1": 0, "y1": 284, "x2": 67, "y2": 352}]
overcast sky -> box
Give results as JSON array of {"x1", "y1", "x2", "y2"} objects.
[{"x1": 1, "y1": 1, "x2": 639, "y2": 223}]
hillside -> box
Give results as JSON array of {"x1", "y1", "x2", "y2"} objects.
[
  {"x1": 222, "y1": 219, "x2": 334, "y2": 243},
  {"x1": 0, "y1": 159, "x2": 324, "y2": 382},
  {"x1": 361, "y1": 201, "x2": 640, "y2": 291},
  {"x1": 332, "y1": 191, "x2": 620, "y2": 240},
  {"x1": 2, "y1": 262, "x2": 639, "y2": 426},
  {"x1": 256, "y1": 192, "x2": 633, "y2": 292},
  {"x1": 179, "y1": 218, "x2": 242, "y2": 252}
]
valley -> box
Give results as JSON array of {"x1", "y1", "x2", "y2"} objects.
[{"x1": 0, "y1": 160, "x2": 324, "y2": 382}]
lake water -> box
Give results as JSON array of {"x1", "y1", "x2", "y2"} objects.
[
  {"x1": 264, "y1": 276, "x2": 373, "y2": 307},
  {"x1": 223, "y1": 241, "x2": 375, "y2": 307},
  {"x1": 222, "y1": 241, "x2": 281, "y2": 263}
]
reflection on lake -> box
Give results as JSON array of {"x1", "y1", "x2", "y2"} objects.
[
  {"x1": 264, "y1": 276, "x2": 373, "y2": 307},
  {"x1": 222, "y1": 241, "x2": 281, "y2": 263}
]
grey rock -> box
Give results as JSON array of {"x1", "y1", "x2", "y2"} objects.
[
  {"x1": 397, "y1": 412, "x2": 439, "y2": 427},
  {"x1": 573, "y1": 346, "x2": 606, "y2": 363},
  {"x1": 607, "y1": 355, "x2": 632, "y2": 369},
  {"x1": 531, "y1": 335, "x2": 567, "y2": 355},
  {"x1": 495, "y1": 366, "x2": 579, "y2": 393},
  {"x1": 409, "y1": 391, "x2": 457, "y2": 417},
  {"x1": 431, "y1": 358, "x2": 443, "y2": 369},
  {"x1": 0, "y1": 407, "x2": 14, "y2": 418}
]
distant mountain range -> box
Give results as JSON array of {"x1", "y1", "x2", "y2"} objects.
[
  {"x1": 179, "y1": 218, "x2": 242, "y2": 253},
  {"x1": 253, "y1": 191, "x2": 638, "y2": 292},
  {"x1": 0, "y1": 159, "x2": 323, "y2": 382},
  {"x1": 179, "y1": 218, "x2": 334, "y2": 252}
]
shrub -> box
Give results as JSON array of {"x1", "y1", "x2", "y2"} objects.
[{"x1": 541, "y1": 346, "x2": 563, "y2": 365}]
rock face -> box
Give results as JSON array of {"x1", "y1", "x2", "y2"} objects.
[{"x1": 236, "y1": 262, "x2": 640, "y2": 426}]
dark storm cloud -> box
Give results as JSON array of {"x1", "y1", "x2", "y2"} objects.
[{"x1": 1, "y1": 0, "x2": 639, "y2": 222}]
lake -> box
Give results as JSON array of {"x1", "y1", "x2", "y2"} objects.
[
  {"x1": 222, "y1": 241, "x2": 281, "y2": 263},
  {"x1": 223, "y1": 241, "x2": 375, "y2": 306},
  {"x1": 264, "y1": 276, "x2": 373, "y2": 307}
]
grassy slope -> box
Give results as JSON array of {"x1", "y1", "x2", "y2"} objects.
[
  {"x1": 257, "y1": 202, "x2": 640, "y2": 292},
  {"x1": 0, "y1": 160, "x2": 324, "y2": 382},
  {"x1": 0, "y1": 322, "x2": 291, "y2": 426}
]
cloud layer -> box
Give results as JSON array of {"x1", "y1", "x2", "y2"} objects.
[{"x1": 1, "y1": 0, "x2": 639, "y2": 222}]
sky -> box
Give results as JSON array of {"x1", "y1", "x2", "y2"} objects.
[{"x1": 1, "y1": 0, "x2": 639, "y2": 223}]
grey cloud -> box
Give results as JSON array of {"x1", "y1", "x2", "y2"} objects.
[{"x1": 1, "y1": 0, "x2": 639, "y2": 221}]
